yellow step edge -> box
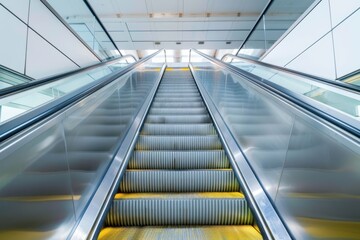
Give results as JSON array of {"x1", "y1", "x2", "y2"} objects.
[
  {"x1": 98, "y1": 225, "x2": 262, "y2": 240},
  {"x1": 166, "y1": 67, "x2": 189, "y2": 71},
  {"x1": 114, "y1": 192, "x2": 244, "y2": 199},
  {"x1": 125, "y1": 169, "x2": 233, "y2": 172}
]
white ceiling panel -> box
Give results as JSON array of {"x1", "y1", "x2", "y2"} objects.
[
  {"x1": 181, "y1": 21, "x2": 207, "y2": 30},
  {"x1": 103, "y1": 21, "x2": 126, "y2": 31},
  {"x1": 205, "y1": 21, "x2": 233, "y2": 30},
  {"x1": 227, "y1": 31, "x2": 250, "y2": 40},
  {"x1": 182, "y1": 31, "x2": 207, "y2": 41},
  {"x1": 115, "y1": 42, "x2": 134, "y2": 49},
  {"x1": 231, "y1": 20, "x2": 255, "y2": 29},
  {"x1": 109, "y1": 31, "x2": 130, "y2": 41},
  {"x1": 205, "y1": 31, "x2": 231, "y2": 41},
  {"x1": 183, "y1": 0, "x2": 208, "y2": 14},
  {"x1": 152, "y1": 22, "x2": 181, "y2": 31},
  {"x1": 89, "y1": 0, "x2": 148, "y2": 15},
  {"x1": 132, "y1": 42, "x2": 159, "y2": 50},
  {"x1": 86, "y1": 0, "x2": 274, "y2": 55},
  {"x1": 208, "y1": 0, "x2": 268, "y2": 13},
  {"x1": 127, "y1": 22, "x2": 153, "y2": 31},
  {"x1": 148, "y1": 0, "x2": 182, "y2": 13},
  {"x1": 130, "y1": 31, "x2": 180, "y2": 41}
]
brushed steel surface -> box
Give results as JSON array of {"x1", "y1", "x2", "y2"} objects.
[{"x1": 190, "y1": 49, "x2": 360, "y2": 239}]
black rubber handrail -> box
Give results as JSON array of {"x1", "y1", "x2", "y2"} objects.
[
  {"x1": 191, "y1": 49, "x2": 360, "y2": 138},
  {"x1": 0, "y1": 50, "x2": 163, "y2": 142},
  {"x1": 0, "y1": 54, "x2": 137, "y2": 97},
  {"x1": 221, "y1": 53, "x2": 360, "y2": 93}
]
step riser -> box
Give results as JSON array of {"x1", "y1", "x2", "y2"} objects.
[
  {"x1": 106, "y1": 198, "x2": 253, "y2": 226},
  {"x1": 136, "y1": 136, "x2": 222, "y2": 150},
  {"x1": 120, "y1": 170, "x2": 239, "y2": 192},
  {"x1": 148, "y1": 108, "x2": 207, "y2": 115},
  {"x1": 141, "y1": 124, "x2": 215, "y2": 135},
  {"x1": 145, "y1": 115, "x2": 210, "y2": 124},
  {"x1": 151, "y1": 102, "x2": 204, "y2": 108},
  {"x1": 129, "y1": 151, "x2": 229, "y2": 169}
]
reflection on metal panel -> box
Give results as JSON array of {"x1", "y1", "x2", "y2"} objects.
[
  {"x1": 190, "y1": 50, "x2": 360, "y2": 239},
  {"x1": 0, "y1": 63, "x2": 163, "y2": 239}
]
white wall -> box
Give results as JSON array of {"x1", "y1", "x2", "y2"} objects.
[
  {"x1": 261, "y1": 0, "x2": 360, "y2": 80},
  {"x1": 0, "y1": 0, "x2": 100, "y2": 79}
]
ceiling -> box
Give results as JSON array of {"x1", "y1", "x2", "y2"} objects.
[
  {"x1": 86, "y1": 0, "x2": 269, "y2": 59},
  {"x1": 45, "y1": 0, "x2": 316, "y2": 61}
]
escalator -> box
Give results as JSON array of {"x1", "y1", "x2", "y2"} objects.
[
  {"x1": 98, "y1": 68, "x2": 262, "y2": 239},
  {"x1": 0, "y1": 49, "x2": 358, "y2": 240}
]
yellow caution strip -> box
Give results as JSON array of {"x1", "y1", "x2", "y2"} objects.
[
  {"x1": 114, "y1": 192, "x2": 244, "y2": 199},
  {"x1": 98, "y1": 225, "x2": 262, "y2": 240}
]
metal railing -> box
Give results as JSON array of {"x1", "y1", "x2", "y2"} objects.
[{"x1": 192, "y1": 49, "x2": 360, "y2": 137}]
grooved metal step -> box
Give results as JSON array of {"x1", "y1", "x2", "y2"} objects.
[
  {"x1": 100, "y1": 68, "x2": 257, "y2": 239},
  {"x1": 145, "y1": 115, "x2": 210, "y2": 124},
  {"x1": 120, "y1": 169, "x2": 239, "y2": 192},
  {"x1": 141, "y1": 123, "x2": 215, "y2": 135},
  {"x1": 154, "y1": 96, "x2": 202, "y2": 102},
  {"x1": 154, "y1": 93, "x2": 200, "y2": 98},
  {"x1": 151, "y1": 101, "x2": 204, "y2": 108},
  {"x1": 149, "y1": 107, "x2": 207, "y2": 115},
  {"x1": 129, "y1": 150, "x2": 229, "y2": 169},
  {"x1": 135, "y1": 135, "x2": 222, "y2": 150},
  {"x1": 106, "y1": 192, "x2": 253, "y2": 226}
]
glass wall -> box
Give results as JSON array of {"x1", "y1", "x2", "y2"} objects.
[
  {"x1": 45, "y1": 0, "x2": 120, "y2": 60},
  {"x1": 0, "y1": 56, "x2": 133, "y2": 123},
  {"x1": 0, "y1": 66, "x2": 33, "y2": 90},
  {"x1": 238, "y1": 0, "x2": 316, "y2": 59},
  {"x1": 222, "y1": 55, "x2": 360, "y2": 119},
  {"x1": 0, "y1": 52, "x2": 165, "y2": 239}
]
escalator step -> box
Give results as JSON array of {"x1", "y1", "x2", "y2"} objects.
[
  {"x1": 135, "y1": 136, "x2": 222, "y2": 150},
  {"x1": 151, "y1": 102, "x2": 204, "y2": 108},
  {"x1": 153, "y1": 96, "x2": 202, "y2": 102},
  {"x1": 149, "y1": 107, "x2": 207, "y2": 115},
  {"x1": 105, "y1": 192, "x2": 253, "y2": 226},
  {"x1": 141, "y1": 123, "x2": 215, "y2": 135},
  {"x1": 98, "y1": 225, "x2": 262, "y2": 240},
  {"x1": 129, "y1": 150, "x2": 229, "y2": 169},
  {"x1": 154, "y1": 93, "x2": 200, "y2": 98},
  {"x1": 120, "y1": 169, "x2": 239, "y2": 192},
  {"x1": 145, "y1": 115, "x2": 210, "y2": 124}
]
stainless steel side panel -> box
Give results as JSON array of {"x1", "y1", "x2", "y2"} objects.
[
  {"x1": 0, "y1": 62, "x2": 165, "y2": 239},
  {"x1": 190, "y1": 60, "x2": 360, "y2": 240}
]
